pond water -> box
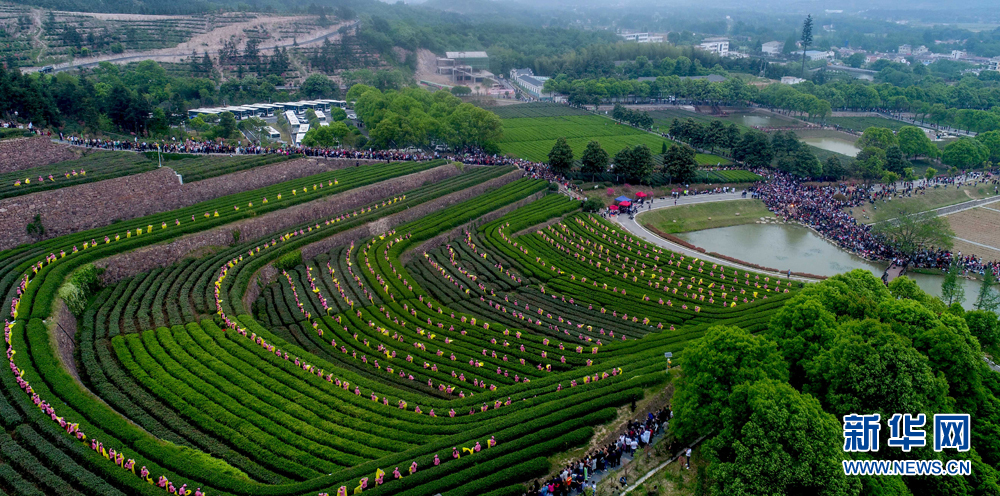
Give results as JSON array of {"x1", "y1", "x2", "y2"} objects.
[
  {"x1": 801, "y1": 137, "x2": 860, "y2": 157},
  {"x1": 740, "y1": 115, "x2": 779, "y2": 128},
  {"x1": 675, "y1": 223, "x2": 980, "y2": 307}
]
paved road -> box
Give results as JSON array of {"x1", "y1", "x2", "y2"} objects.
[
  {"x1": 611, "y1": 192, "x2": 819, "y2": 283},
  {"x1": 986, "y1": 357, "x2": 1000, "y2": 374}
]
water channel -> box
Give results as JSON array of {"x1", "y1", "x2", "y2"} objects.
[
  {"x1": 674, "y1": 223, "x2": 981, "y2": 307},
  {"x1": 801, "y1": 137, "x2": 860, "y2": 157}
]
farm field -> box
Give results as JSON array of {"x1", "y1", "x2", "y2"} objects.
[
  {"x1": 491, "y1": 103, "x2": 591, "y2": 119},
  {"x1": 848, "y1": 184, "x2": 999, "y2": 223},
  {"x1": 943, "y1": 203, "x2": 1000, "y2": 260},
  {"x1": 0, "y1": 150, "x2": 803, "y2": 496},
  {"x1": 498, "y1": 114, "x2": 730, "y2": 165},
  {"x1": 638, "y1": 199, "x2": 775, "y2": 234}
]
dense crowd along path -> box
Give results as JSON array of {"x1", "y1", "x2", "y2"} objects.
[{"x1": 1, "y1": 159, "x2": 799, "y2": 496}]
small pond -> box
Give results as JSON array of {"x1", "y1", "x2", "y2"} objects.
[
  {"x1": 801, "y1": 137, "x2": 860, "y2": 157},
  {"x1": 739, "y1": 114, "x2": 780, "y2": 128},
  {"x1": 675, "y1": 223, "x2": 980, "y2": 307}
]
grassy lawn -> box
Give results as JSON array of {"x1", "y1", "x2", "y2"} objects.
[
  {"x1": 824, "y1": 116, "x2": 909, "y2": 132},
  {"x1": 638, "y1": 199, "x2": 774, "y2": 233},
  {"x1": 849, "y1": 184, "x2": 1000, "y2": 223},
  {"x1": 498, "y1": 114, "x2": 730, "y2": 165}
]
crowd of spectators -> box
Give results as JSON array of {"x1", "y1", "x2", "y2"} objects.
[
  {"x1": 752, "y1": 171, "x2": 1000, "y2": 277},
  {"x1": 524, "y1": 407, "x2": 672, "y2": 496}
]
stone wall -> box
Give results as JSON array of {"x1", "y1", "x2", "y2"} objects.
[{"x1": 0, "y1": 137, "x2": 78, "y2": 173}]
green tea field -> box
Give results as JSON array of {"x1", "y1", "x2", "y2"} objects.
[{"x1": 498, "y1": 114, "x2": 729, "y2": 165}]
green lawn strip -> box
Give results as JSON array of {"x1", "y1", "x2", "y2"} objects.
[
  {"x1": 637, "y1": 199, "x2": 774, "y2": 233},
  {"x1": 824, "y1": 115, "x2": 909, "y2": 132}
]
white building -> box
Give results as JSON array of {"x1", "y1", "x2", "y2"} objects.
[
  {"x1": 699, "y1": 38, "x2": 729, "y2": 56},
  {"x1": 516, "y1": 75, "x2": 550, "y2": 98},
  {"x1": 619, "y1": 32, "x2": 663, "y2": 43},
  {"x1": 989, "y1": 57, "x2": 1000, "y2": 72},
  {"x1": 899, "y1": 44, "x2": 912, "y2": 55},
  {"x1": 951, "y1": 50, "x2": 967, "y2": 60},
  {"x1": 781, "y1": 76, "x2": 807, "y2": 85},
  {"x1": 762, "y1": 41, "x2": 783, "y2": 56},
  {"x1": 793, "y1": 50, "x2": 835, "y2": 61},
  {"x1": 914, "y1": 45, "x2": 929, "y2": 55}
]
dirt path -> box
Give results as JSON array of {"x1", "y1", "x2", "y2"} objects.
[
  {"x1": 27, "y1": 16, "x2": 356, "y2": 72},
  {"x1": 414, "y1": 48, "x2": 453, "y2": 86}
]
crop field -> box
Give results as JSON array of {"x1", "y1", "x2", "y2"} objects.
[
  {"x1": 0, "y1": 151, "x2": 291, "y2": 200},
  {"x1": 490, "y1": 103, "x2": 591, "y2": 119},
  {"x1": 944, "y1": 203, "x2": 1000, "y2": 260},
  {"x1": 498, "y1": 115, "x2": 730, "y2": 165},
  {"x1": 0, "y1": 153, "x2": 802, "y2": 496}
]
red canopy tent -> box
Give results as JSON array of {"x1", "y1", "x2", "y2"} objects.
[
  {"x1": 607, "y1": 204, "x2": 618, "y2": 211},
  {"x1": 618, "y1": 200, "x2": 632, "y2": 207},
  {"x1": 635, "y1": 192, "x2": 647, "y2": 198}
]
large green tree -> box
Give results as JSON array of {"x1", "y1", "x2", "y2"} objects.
[
  {"x1": 974, "y1": 269, "x2": 1000, "y2": 312},
  {"x1": 704, "y1": 379, "x2": 860, "y2": 496},
  {"x1": 800, "y1": 15, "x2": 813, "y2": 77},
  {"x1": 897, "y1": 125, "x2": 937, "y2": 159},
  {"x1": 976, "y1": 130, "x2": 1000, "y2": 163},
  {"x1": 855, "y1": 146, "x2": 886, "y2": 188},
  {"x1": 580, "y1": 140, "x2": 609, "y2": 176},
  {"x1": 547, "y1": 137, "x2": 574, "y2": 174},
  {"x1": 299, "y1": 73, "x2": 339, "y2": 99},
  {"x1": 941, "y1": 261, "x2": 966, "y2": 307},
  {"x1": 733, "y1": 130, "x2": 774, "y2": 168},
  {"x1": 301, "y1": 122, "x2": 350, "y2": 147},
  {"x1": 766, "y1": 295, "x2": 840, "y2": 385},
  {"x1": 612, "y1": 144, "x2": 655, "y2": 183},
  {"x1": 884, "y1": 145, "x2": 908, "y2": 174},
  {"x1": 777, "y1": 148, "x2": 822, "y2": 178},
  {"x1": 942, "y1": 137, "x2": 990, "y2": 169},
  {"x1": 857, "y1": 127, "x2": 898, "y2": 150},
  {"x1": 966, "y1": 310, "x2": 999, "y2": 355},
  {"x1": 804, "y1": 321, "x2": 949, "y2": 417},
  {"x1": 671, "y1": 325, "x2": 788, "y2": 440},
  {"x1": 662, "y1": 143, "x2": 698, "y2": 183},
  {"x1": 872, "y1": 206, "x2": 953, "y2": 257}
]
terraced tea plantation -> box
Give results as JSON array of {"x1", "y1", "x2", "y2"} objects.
[
  {"x1": 1, "y1": 158, "x2": 799, "y2": 496},
  {"x1": 1, "y1": 151, "x2": 291, "y2": 200},
  {"x1": 497, "y1": 110, "x2": 730, "y2": 166}
]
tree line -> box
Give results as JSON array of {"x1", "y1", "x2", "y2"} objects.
[
  {"x1": 348, "y1": 85, "x2": 503, "y2": 151},
  {"x1": 540, "y1": 58, "x2": 1000, "y2": 133},
  {"x1": 0, "y1": 59, "x2": 347, "y2": 137}
]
